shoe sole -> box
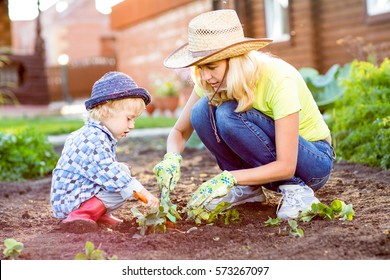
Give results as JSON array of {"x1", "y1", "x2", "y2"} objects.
[{"x1": 206, "y1": 193, "x2": 267, "y2": 211}]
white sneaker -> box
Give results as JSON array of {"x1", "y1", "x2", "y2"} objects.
[
  {"x1": 205, "y1": 186, "x2": 267, "y2": 211},
  {"x1": 277, "y1": 184, "x2": 320, "y2": 220}
]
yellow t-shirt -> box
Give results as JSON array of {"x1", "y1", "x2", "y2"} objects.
[{"x1": 195, "y1": 56, "x2": 330, "y2": 142}]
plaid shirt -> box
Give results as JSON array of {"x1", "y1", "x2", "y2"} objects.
[{"x1": 50, "y1": 118, "x2": 143, "y2": 218}]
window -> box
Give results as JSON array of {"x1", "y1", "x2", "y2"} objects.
[
  {"x1": 264, "y1": 0, "x2": 290, "y2": 42},
  {"x1": 365, "y1": 0, "x2": 390, "y2": 23}
]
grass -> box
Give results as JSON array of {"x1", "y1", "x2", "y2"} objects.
[{"x1": 0, "y1": 115, "x2": 177, "y2": 136}]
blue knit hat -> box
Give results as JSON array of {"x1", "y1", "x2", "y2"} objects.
[{"x1": 85, "y1": 71, "x2": 151, "y2": 110}]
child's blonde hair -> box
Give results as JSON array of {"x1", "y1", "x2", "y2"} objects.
[
  {"x1": 88, "y1": 98, "x2": 146, "y2": 121},
  {"x1": 192, "y1": 51, "x2": 271, "y2": 112}
]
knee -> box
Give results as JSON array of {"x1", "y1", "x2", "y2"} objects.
[
  {"x1": 216, "y1": 101, "x2": 238, "y2": 133},
  {"x1": 191, "y1": 97, "x2": 209, "y2": 129}
]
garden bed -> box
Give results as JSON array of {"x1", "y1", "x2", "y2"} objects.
[{"x1": 0, "y1": 136, "x2": 389, "y2": 260}]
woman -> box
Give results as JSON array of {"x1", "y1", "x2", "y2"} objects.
[{"x1": 153, "y1": 9, "x2": 334, "y2": 220}]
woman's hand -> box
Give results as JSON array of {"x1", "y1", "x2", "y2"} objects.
[
  {"x1": 186, "y1": 170, "x2": 237, "y2": 211},
  {"x1": 153, "y1": 152, "x2": 182, "y2": 192}
]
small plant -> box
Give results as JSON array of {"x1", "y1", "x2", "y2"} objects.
[
  {"x1": 131, "y1": 206, "x2": 170, "y2": 235},
  {"x1": 3, "y1": 238, "x2": 24, "y2": 259},
  {"x1": 264, "y1": 199, "x2": 354, "y2": 238},
  {"x1": 299, "y1": 199, "x2": 355, "y2": 222},
  {"x1": 287, "y1": 220, "x2": 305, "y2": 238},
  {"x1": 264, "y1": 217, "x2": 304, "y2": 237},
  {"x1": 131, "y1": 184, "x2": 182, "y2": 235},
  {"x1": 264, "y1": 216, "x2": 282, "y2": 227},
  {"x1": 74, "y1": 241, "x2": 117, "y2": 260},
  {"x1": 187, "y1": 202, "x2": 240, "y2": 225}
]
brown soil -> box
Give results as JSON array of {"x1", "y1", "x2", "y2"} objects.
[{"x1": 1, "y1": 136, "x2": 389, "y2": 260}]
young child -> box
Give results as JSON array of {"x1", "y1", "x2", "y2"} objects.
[{"x1": 51, "y1": 71, "x2": 159, "y2": 231}]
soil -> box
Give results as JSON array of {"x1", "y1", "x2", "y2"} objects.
[{"x1": 1, "y1": 136, "x2": 389, "y2": 260}]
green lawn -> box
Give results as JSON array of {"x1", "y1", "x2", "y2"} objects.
[{"x1": 0, "y1": 115, "x2": 177, "y2": 135}]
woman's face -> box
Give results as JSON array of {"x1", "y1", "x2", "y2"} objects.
[{"x1": 198, "y1": 59, "x2": 228, "y2": 91}]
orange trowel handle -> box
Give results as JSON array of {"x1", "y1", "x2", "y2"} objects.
[{"x1": 133, "y1": 191, "x2": 148, "y2": 204}]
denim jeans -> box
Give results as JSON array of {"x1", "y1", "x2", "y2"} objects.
[{"x1": 190, "y1": 97, "x2": 334, "y2": 192}]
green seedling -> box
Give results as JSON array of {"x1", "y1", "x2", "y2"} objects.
[
  {"x1": 265, "y1": 199, "x2": 354, "y2": 238},
  {"x1": 299, "y1": 199, "x2": 355, "y2": 222},
  {"x1": 288, "y1": 220, "x2": 304, "y2": 238},
  {"x1": 3, "y1": 238, "x2": 24, "y2": 259},
  {"x1": 264, "y1": 217, "x2": 282, "y2": 227},
  {"x1": 131, "y1": 184, "x2": 182, "y2": 236},
  {"x1": 74, "y1": 241, "x2": 117, "y2": 260},
  {"x1": 131, "y1": 206, "x2": 168, "y2": 235},
  {"x1": 187, "y1": 202, "x2": 240, "y2": 225},
  {"x1": 160, "y1": 188, "x2": 181, "y2": 223},
  {"x1": 264, "y1": 218, "x2": 304, "y2": 237}
]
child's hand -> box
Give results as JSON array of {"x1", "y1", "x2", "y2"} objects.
[{"x1": 138, "y1": 188, "x2": 160, "y2": 209}]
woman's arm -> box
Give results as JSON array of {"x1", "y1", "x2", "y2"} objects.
[
  {"x1": 166, "y1": 90, "x2": 200, "y2": 154},
  {"x1": 230, "y1": 112, "x2": 299, "y2": 185}
]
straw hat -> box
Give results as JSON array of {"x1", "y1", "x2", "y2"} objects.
[
  {"x1": 164, "y1": 9, "x2": 272, "y2": 69},
  {"x1": 85, "y1": 71, "x2": 151, "y2": 110}
]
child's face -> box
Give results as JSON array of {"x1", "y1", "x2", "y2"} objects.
[
  {"x1": 102, "y1": 109, "x2": 138, "y2": 140},
  {"x1": 101, "y1": 99, "x2": 144, "y2": 140}
]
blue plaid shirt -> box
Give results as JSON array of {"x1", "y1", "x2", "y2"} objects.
[{"x1": 50, "y1": 118, "x2": 143, "y2": 218}]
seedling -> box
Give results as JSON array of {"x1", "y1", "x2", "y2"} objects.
[
  {"x1": 187, "y1": 202, "x2": 240, "y2": 225},
  {"x1": 3, "y1": 238, "x2": 24, "y2": 259},
  {"x1": 131, "y1": 206, "x2": 168, "y2": 235},
  {"x1": 288, "y1": 220, "x2": 304, "y2": 238},
  {"x1": 74, "y1": 241, "x2": 117, "y2": 260},
  {"x1": 299, "y1": 199, "x2": 355, "y2": 222},
  {"x1": 264, "y1": 217, "x2": 282, "y2": 227},
  {"x1": 131, "y1": 181, "x2": 182, "y2": 235},
  {"x1": 264, "y1": 199, "x2": 354, "y2": 238},
  {"x1": 264, "y1": 218, "x2": 304, "y2": 237}
]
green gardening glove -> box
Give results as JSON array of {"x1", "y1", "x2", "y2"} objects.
[
  {"x1": 186, "y1": 170, "x2": 237, "y2": 211},
  {"x1": 153, "y1": 152, "x2": 182, "y2": 192}
]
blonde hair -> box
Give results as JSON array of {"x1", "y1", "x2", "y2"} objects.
[
  {"x1": 88, "y1": 98, "x2": 146, "y2": 121},
  {"x1": 192, "y1": 51, "x2": 271, "y2": 112}
]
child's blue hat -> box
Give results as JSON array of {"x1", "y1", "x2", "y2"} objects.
[{"x1": 85, "y1": 71, "x2": 151, "y2": 110}]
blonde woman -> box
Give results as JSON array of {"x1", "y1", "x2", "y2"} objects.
[
  {"x1": 51, "y1": 72, "x2": 159, "y2": 232},
  {"x1": 154, "y1": 10, "x2": 335, "y2": 220}
]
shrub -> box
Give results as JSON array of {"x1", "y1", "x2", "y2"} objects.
[
  {"x1": 0, "y1": 129, "x2": 59, "y2": 181},
  {"x1": 326, "y1": 59, "x2": 390, "y2": 170}
]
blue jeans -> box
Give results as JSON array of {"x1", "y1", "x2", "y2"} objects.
[{"x1": 190, "y1": 97, "x2": 334, "y2": 192}]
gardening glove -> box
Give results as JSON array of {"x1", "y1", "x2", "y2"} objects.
[
  {"x1": 153, "y1": 152, "x2": 182, "y2": 192},
  {"x1": 186, "y1": 170, "x2": 237, "y2": 211}
]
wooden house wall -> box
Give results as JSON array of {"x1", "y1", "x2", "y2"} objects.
[
  {"x1": 316, "y1": 0, "x2": 390, "y2": 72},
  {"x1": 247, "y1": 0, "x2": 390, "y2": 73}
]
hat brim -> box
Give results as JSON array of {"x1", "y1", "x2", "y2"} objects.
[
  {"x1": 164, "y1": 38, "x2": 272, "y2": 69},
  {"x1": 85, "y1": 88, "x2": 151, "y2": 110}
]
